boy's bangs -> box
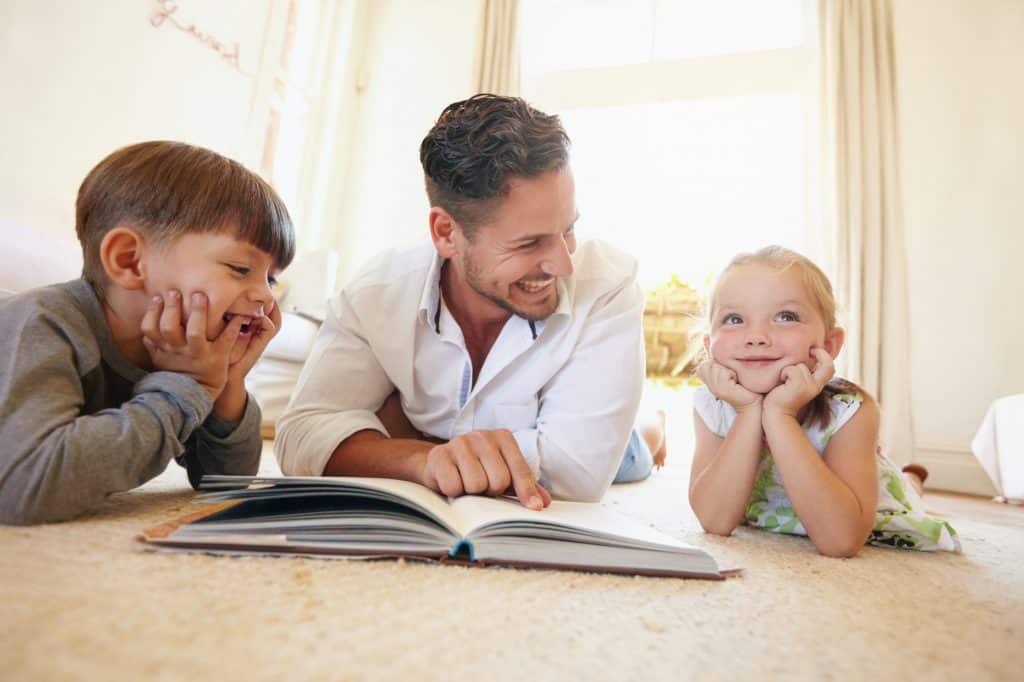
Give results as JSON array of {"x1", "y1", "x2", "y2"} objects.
[{"x1": 229, "y1": 180, "x2": 296, "y2": 271}]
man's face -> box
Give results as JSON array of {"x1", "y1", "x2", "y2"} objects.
[
  {"x1": 141, "y1": 231, "x2": 280, "y2": 364},
  {"x1": 453, "y1": 168, "x2": 578, "y2": 322},
  {"x1": 706, "y1": 263, "x2": 835, "y2": 394}
]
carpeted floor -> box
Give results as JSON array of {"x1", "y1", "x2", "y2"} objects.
[{"x1": 2, "y1": 390, "x2": 1022, "y2": 681}]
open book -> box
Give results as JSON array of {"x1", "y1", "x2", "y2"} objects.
[{"x1": 139, "y1": 475, "x2": 731, "y2": 580}]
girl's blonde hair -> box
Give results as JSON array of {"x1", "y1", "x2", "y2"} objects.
[{"x1": 706, "y1": 245, "x2": 864, "y2": 429}]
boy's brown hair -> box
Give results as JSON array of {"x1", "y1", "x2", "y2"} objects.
[{"x1": 76, "y1": 141, "x2": 295, "y2": 294}]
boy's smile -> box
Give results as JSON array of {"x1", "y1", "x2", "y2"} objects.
[{"x1": 141, "y1": 230, "x2": 279, "y2": 363}]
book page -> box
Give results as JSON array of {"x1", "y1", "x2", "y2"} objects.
[
  {"x1": 450, "y1": 495, "x2": 697, "y2": 551},
  {"x1": 201, "y1": 475, "x2": 465, "y2": 537}
]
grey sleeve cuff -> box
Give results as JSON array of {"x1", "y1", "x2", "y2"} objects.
[
  {"x1": 200, "y1": 394, "x2": 262, "y2": 444},
  {"x1": 132, "y1": 371, "x2": 213, "y2": 441},
  {"x1": 179, "y1": 393, "x2": 263, "y2": 488}
]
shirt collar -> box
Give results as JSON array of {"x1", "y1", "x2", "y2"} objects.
[{"x1": 417, "y1": 251, "x2": 445, "y2": 332}]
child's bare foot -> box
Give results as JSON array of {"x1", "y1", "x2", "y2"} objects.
[
  {"x1": 901, "y1": 463, "x2": 929, "y2": 497},
  {"x1": 639, "y1": 409, "x2": 668, "y2": 469}
]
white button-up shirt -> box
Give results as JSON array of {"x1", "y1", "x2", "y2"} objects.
[{"x1": 275, "y1": 240, "x2": 645, "y2": 501}]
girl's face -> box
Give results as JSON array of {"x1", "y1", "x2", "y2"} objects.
[{"x1": 704, "y1": 263, "x2": 843, "y2": 394}]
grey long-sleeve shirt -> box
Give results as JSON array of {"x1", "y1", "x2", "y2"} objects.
[{"x1": 0, "y1": 279, "x2": 262, "y2": 524}]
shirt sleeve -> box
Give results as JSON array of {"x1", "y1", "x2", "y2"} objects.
[
  {"x1": 516, "y1": 273, "x2": 646, "y2": 502},
  {"x1": 0, "y1": 311, "x2": 214, "y2": 525},
  {"x1": 176, "y1": 393, "x2": 263, "y2": 489},
  {"x1": 692, "y1": 385, "x2": 732, "y2": 437},
  {"x1": 274, "y1": 288, "x2": 393, "y2": 476}
]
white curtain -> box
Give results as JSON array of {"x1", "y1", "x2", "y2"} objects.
[
  {"x1": 473, "y1": 0, "x2": 521, "y2": 95},
  {"x1": 820, "y1": 0, "x2": 914, "y2": 464}
]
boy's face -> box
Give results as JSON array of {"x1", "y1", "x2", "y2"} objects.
[
  {"x1": 141, "y1": 231, "x2": 280, "y2": 363},
  {"x1": 706, "y1": 263, "x2": 838, "y2": 394}
]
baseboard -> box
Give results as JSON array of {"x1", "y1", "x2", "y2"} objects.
[{"x1": 915, "y1": 442, "x2": 997, "y2": 497}]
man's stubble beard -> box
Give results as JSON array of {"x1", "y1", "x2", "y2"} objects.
[{"x1": 460, "y1": 249, "x2": 557, "y2": 323}]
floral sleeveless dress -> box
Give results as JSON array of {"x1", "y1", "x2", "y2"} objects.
[{"x1": 694, "y1": 384, "x2": 961, "y2": 552}]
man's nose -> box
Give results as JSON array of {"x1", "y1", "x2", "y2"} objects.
[{"x1": 540, "y1": 237, "x2": 574, "y2": 278}]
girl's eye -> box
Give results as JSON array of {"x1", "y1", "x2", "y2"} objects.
[
  {"x1": 776, "y1": 311, "x2": 799, "y2": 322},
  {"x1": 268, "y1": 276, "x2": 278, "y2": 287},
  {"x1": 722, "y1": 314, "x2": 742, "y2": 325},
  {"x1": 227, "y1": 264, "x2": 251, "y2": 276}
]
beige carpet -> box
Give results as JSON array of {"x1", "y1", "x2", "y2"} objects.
[{"x1": 2, "y1": 394, "x2": 1022, "y2": 681}]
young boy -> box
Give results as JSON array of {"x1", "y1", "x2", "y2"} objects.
[{"x1": 0, "y1": 141, "x2": 295, "y2": 524}]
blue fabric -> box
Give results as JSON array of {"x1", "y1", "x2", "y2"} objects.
[{"x1": 613, "y1": 429, "x2": 654, "y2": 483}]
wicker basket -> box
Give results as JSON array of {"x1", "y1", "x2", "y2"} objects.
[{"x1": 643, "y1": 282, "x2": 703, "y2": 382}]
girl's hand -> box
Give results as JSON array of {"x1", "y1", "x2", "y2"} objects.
[
  {"x1": 763, "y1": 347, "x2": 835, "y2": 419},
  {"x1": 697, "y1": 359, "x2": 763, "y2": 413}
]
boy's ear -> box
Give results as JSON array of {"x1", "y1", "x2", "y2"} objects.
[
  {"x1": 824, "y1": 327, "x2": 845, "y2": 359},
  {"x1": 428, "y1": 207, "x2": 459, "y2": 259},
  {"x1": 99, "y1": 227, "x2": 147, "y2": 291}
]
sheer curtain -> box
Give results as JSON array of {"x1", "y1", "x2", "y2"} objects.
[
  {"x1": 473, "y1": 0, "x2": 521, "y2": 95},
  {"x1": 820, "y1": 0, "x2": 913, "y2": 464}
]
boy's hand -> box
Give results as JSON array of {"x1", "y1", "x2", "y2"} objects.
[
  {"x1": 141, "y1": 291, "x2": 244, "y2": 401},
  {"x1": 214, "y1": 298, "x2": 280, "y2": 422},
  {"x1": 420, "y1": 429, "x2": 552, "y2": 511},
  {"x1": 697, "y1": 359, "x2": 763, "y2": 413},
  {"x1": 225, "y1": 296, "x2": 281, "y2": 386},
  {"x1": 763, "y1": 348, "x2": 835, "y2": 419}
]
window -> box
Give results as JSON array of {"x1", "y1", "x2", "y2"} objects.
[{"x1": 521, "y1": 0, "x2": 819, "y2": 289}]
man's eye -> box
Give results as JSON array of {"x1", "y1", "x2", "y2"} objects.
[
  {"x1": 776, "y1": 311, "x2": 799, "y2": 322},
  {"x1": 519, "y1": 240, "x2": 540, "y2": 250}
]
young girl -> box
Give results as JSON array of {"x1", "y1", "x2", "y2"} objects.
[{"x1": 690, "y1": 246, "x2": 959, "y2": 556}]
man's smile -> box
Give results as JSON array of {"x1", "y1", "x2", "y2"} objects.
[{"x1": 514, "y1": 277, "x2": 554, "y2": 295}]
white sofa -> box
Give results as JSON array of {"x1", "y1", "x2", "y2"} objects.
[{"x1": 0, "y1": 230, "x2": 332, "y2": 437}]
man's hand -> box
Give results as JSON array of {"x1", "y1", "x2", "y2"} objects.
[
  {"x1": 697, "y1": 359, "x2": 763, "y2": 413},
  {"x1": 141, "y1": 291, "x2": 243, "y2": 401},
  {"x1": 763, "y1": 347, "x2": 835, "y2": 419},
  {"x1": 420, "y1": 429, "x2": 552, "y2": 510}
]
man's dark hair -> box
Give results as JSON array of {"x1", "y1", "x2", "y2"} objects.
[
  {"x1": 76, "y1": 140, "x2": 295, "y2": 293},
  {"x1": 419, "y1": 93, "x2": 570, "y2": 237}
]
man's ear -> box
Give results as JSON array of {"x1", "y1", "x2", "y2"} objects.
[
  {"x1": 824, "y1": 327, "x2": 845, "y2": 359},
  {"x1": 99, "y1": 227, "x2": 147, "y2": 291},
  {"x1": 428, "y1": 207, "x2": 460, "y2": 259}
]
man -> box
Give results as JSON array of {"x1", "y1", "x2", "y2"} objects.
[{"x1": 276, "y1": 94, "x2": 651, "y2": 507}]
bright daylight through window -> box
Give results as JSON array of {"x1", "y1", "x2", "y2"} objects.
[{"x1": 520, "y1": 0, "x2": 818, "y2": 290}]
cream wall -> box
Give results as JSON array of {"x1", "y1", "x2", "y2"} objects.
[
  {"x1": 894, "y1": 0, "x2": 1024, "y2": 494},
  {"x1": 329, "y1": 0, "x2": 482, "y2": 279},
  {"x1": 0, "y1": 0, "x2": 271, "y2": 246}
]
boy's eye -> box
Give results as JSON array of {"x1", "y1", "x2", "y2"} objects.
[
  {"x1": 776, "y1": 311, "x2": 799, "y2": 322},
  {"x1": 722, "y1": 314, "x2": 742, "y2": 325},
  {"x1": 268, "y1": 276, "x2": 278, "y2": 287}
]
